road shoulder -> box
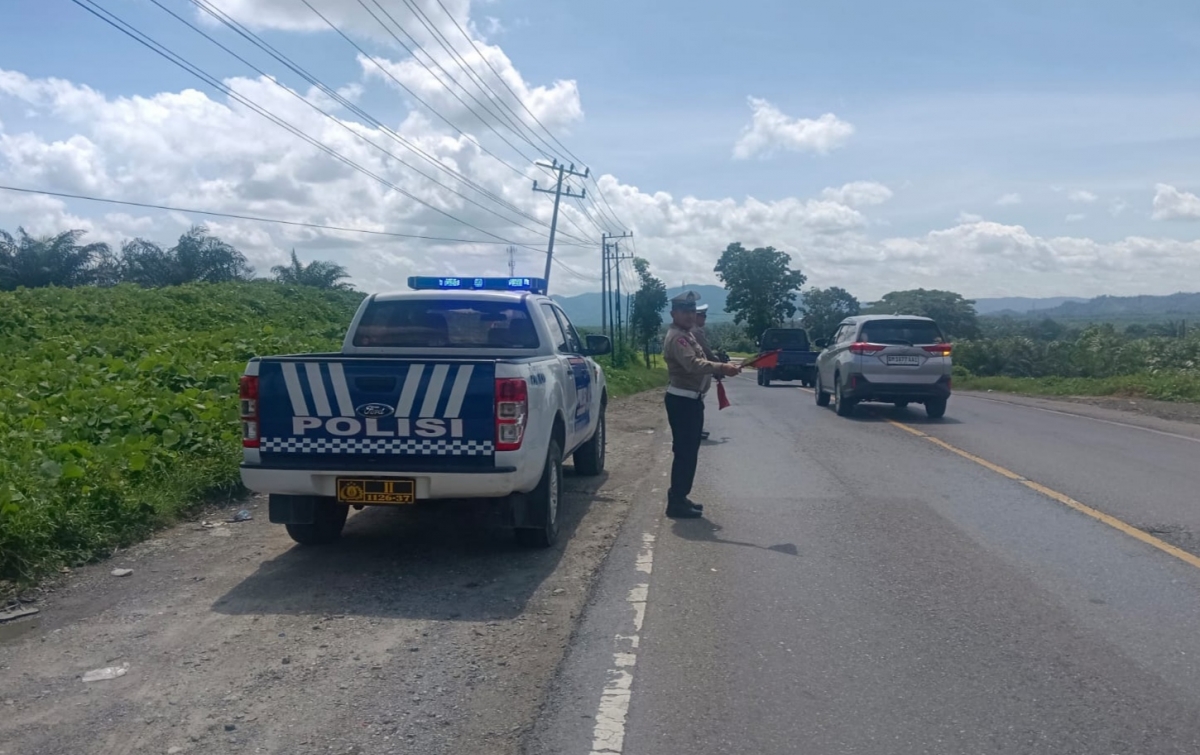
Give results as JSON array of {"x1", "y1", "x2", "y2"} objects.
[{"x1": 956, "y1": 390, "x2": 1200, "y2": 441}]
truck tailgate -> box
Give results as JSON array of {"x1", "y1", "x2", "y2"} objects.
[{"x1": 256, "y1": 358, "x2": 497, "y2": 470}]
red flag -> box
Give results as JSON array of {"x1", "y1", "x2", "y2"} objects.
[
  {"x1": 716, "y1": 380, "x2": 730, "y2": 410},
  {"x1": 742, "y1": 349, "x2": 781, "y2": 370}
]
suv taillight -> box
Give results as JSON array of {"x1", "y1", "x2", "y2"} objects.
[
  {"x1": 240, "y1": 375, "x2": 260, "y2": 449},
  {"x1": 922, "y1": 344, "x2": 953, "y2": 356},
  {"x1": 495, "y1": 378, "x2": 528, "y2": 451},
  {"x1": 849, "y1": 342, "x2": 886, "y2": 356}
]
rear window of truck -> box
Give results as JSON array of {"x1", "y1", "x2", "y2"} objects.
[
  {"x1": 859, "y1": 320, "x2": 945, "y2": 345},
  {"x1": 761, "y1": 329, "x2": 810, "y2": 350},
  {"x1": 352, "y1": 299, "x2": 540, "y2": 349}
]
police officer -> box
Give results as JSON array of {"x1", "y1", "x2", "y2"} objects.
[{"x1": 662, "y1": 292, "x2": 741, "y2": 518}]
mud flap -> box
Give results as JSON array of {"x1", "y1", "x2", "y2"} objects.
[
  {"x1": 269, "y1": 494, "x2": 319, "y2": 524},
  {"x1": 505, "y1": 492, "x2": 539, "y2": 528}
]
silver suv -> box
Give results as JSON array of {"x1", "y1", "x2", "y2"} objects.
[{"x1": 813, "y1": 315, "x2": 952, "y2": 418}]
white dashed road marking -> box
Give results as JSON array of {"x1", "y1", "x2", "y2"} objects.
[{"x1": 588, "y1": 530, "x2": 657, "y2": 755}]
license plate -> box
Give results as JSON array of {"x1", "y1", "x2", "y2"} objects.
[
  {"x1": 336, "y1": 478, "x2": 416, "y2": 505},
  {"x1": 885, "y1": 355, "x2": 922, "y2": 366}
]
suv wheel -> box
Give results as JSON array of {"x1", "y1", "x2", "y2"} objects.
[
  {"x1": 834, "y1": 375, "x2": 856, "y2": 417},
  {"x1": 925, "y1": 398, "x2": 947, "y2": 419},
  {"x1": 515, "y1": 439, "x2": 563, "y2": 548},
  {"x1": 815, "y1": 373, "x2": 831, "y2": 407}
]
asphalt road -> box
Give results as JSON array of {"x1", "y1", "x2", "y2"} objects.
[{"x1": 529, "y1": 376, "x2": 1200, "y2": 755}]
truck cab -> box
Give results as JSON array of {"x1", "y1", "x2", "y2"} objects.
[{"x1": 755, "y1": 327, "x2": 818, "y2": 387}]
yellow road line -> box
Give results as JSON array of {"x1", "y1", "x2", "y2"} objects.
[{"x1": 885, "y1": 419, "x2": 1200, "y2": 572}]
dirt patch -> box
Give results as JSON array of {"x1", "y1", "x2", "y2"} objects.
[
  {"x1": 1049, "y1": 395, "x2": 1200, "y2": 425},
  {"x1": 0, "y1": 391, "x2": 669, "y2": 755}
]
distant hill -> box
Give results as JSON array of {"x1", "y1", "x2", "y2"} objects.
[
  {"x1": 979, "y1": 292, "x2": 1200, "y2": 321},
  {"x1": 554, "y1": 284, "x2": 731, "y2": 327},
  {"x1": 972, "y1": 296, "x2": 1088, "y2": 315}
]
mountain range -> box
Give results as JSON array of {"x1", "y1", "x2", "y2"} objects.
[{"x1": 551, "y1": 288, "x2": 1200, "y2": 327}]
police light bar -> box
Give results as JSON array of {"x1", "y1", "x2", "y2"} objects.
[{"x1": 406, "y1": 276, "x2": 547, "y2": 295}]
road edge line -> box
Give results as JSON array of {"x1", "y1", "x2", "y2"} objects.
[{"x1": 885, "y1": 419, "x2": 1200, "y2": 572}]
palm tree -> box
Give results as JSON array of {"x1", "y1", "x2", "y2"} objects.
[
  {"x1": 271, "y1": 249, "x2": 353, "y2": 290},
  {"x1": 0, "y1": 228, "x2": 113, "y2": 291},
  {"x1": 119, "y1": 226, "x2": 255, "y2": 287}
]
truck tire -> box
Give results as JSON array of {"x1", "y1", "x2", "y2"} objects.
[
  {"x1": 284, "y1": 497, "x2": 349, "y2": 545},
  {"x1": 761, "y1": 368, "x2": 772, "y2": 387},
  {"x1": 815, "y1": 373, "x2": 831, "y2": 407},
  {"x1": 925, "y1": 398, "x2": 947, "y2": 419},
  {"x1": 516, "y1": 439, "x2": 563, "y2": 548},
  {"x1": 572, "y1": 406, "x2": 606, "y2": 476}
]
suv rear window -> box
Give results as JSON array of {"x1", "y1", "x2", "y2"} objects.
[
  {"x1": 761, "y1": 329, "x2": 810, "y2": 350},
  {"x1": 352, "y1": 299, "x2": 540, "y2": 349},
  {"x1": 859, "y1": 320, "x2": 945, "y2": 345}
]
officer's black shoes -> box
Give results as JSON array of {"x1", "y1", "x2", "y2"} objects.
[{"x1": 666, "y1": 497, "x2": 704, "y2": 518}]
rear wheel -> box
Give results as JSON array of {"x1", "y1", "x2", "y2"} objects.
[
  {"x1": 284, "y1": 497, "x2": 349, "y2": 545},
  {"x1": 757, "y1": 369, "x2": 765, "y2": 386},
  {"x1": 834, "y1": 375, "x2": 856, "y2": 417},
  {"x1": 572, "y1": 406, "x2": 606, "y2": 476},
  {"x1": 815, "y1": 373, "x2": 831, "y2": 407},
  {"x1": 515, "y1": 440, "x2": 563, "y2": 548},
  {"x1": 925, "y1": 398, "x2": 947, "y2": 419},
  {"x1": 761, "y1": 369, "x2": 772, "y2": 386}
]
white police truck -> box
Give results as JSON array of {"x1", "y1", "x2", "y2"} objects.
[{"x1": 239, "y1": 276, "x2": 610, "y2": 547}]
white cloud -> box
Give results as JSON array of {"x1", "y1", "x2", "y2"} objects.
[
  {"x1": 1109, "y1": 198, "x2": 1129, "y2": 217},
  {"x1": 3, "y1": 62, "x2": 1200, "y2": 301},
  {"x1": 820, "y1": 181, "x2": 893, "y2": 208},
  {"x1": 732, "y1": 98, "x2": 854, "y2": 159},
  {"x1": 1152, "y1": 184, "x2": 1200, "y2": 221},
  {"x1": 957, "y1": 212, "x2": 984, "y2": 224},
  {"x1": 1067, "y1": 189, "x2": 1098, "y2": 203},
  {"x1": 1065, "y1": 213, "x2": 1087, "y2": 223},
  {"x1": 995, "y1": 192, "x2": 1022, "y2": 206}
]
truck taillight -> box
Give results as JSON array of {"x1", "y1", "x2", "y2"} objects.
[
  {"x1": 495, "y1": 378, "x2": 528, "y2": 452},
  {"x1": 923, "y1": 343, "x2": 953, "y2": 357},
  {"x1": 240, "y1": 375, "x2": 260, "y2": 449},
  {"x1": 849, "y1": 342, "x2": 886, "y2": 356}
]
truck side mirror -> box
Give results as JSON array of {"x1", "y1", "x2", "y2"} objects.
[{"x1": 583, "y1": 334, "x2": 612, "y2": 356}]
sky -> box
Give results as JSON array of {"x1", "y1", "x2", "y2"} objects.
[{"x1": 1, "y1": 0, "x2": 1199, "y2": 300}]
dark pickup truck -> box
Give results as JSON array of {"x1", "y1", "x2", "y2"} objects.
[{"x1": 755, "y1": 328, "x2": 818, "y2": 387}]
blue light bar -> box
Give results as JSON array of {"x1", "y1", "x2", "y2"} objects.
[{"x1": 407, "y1": 276, "x2": 547, "y2": 295}]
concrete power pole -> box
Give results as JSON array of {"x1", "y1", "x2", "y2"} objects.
[
  {"x1": 532, "y1": 159, "x2": 588, "y2": 288},
  {"x1": 601, "y1": 231, "x2": 632, "y2": 340},
  {"x1": 506, "y1": 246, "x2": 516, "y2": 277}
]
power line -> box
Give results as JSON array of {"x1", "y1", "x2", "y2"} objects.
[
  {"x1": 68, "y1": 0, "x2": 554, "y2": 251},
  {"x1": 153, "y1": 0, "x2": 582, "y2": 245},
  {"x1": 0, "y1": 185, "x2": 593, "y2": 247}
]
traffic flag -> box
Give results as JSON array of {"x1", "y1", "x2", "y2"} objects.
[
  {"x1": 716, "y1": 380, "x2": 730, "y2": 410},
  {"x1": 742, "y1": 349, "x2": 781, "y2": 370}
]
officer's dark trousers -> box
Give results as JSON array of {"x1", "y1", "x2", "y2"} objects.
[{"x1": 665, "y1": 392, "x2": 704, "y2": 503}]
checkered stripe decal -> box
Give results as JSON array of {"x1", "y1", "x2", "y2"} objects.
[{"x1": 261, "y1": 438, "x2": 494, "y2": 455}]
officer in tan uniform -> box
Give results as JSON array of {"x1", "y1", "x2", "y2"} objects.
[
  {"x1": 662, "y1": 292, "x2": 740, "y2": 518},
  {"x1": 693, "y1": 303, "x2": 717, "y2": 440}
]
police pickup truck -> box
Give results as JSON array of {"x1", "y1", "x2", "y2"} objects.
[{"x1": 239, "y1": 276, "x2": 610, "y2": 548}]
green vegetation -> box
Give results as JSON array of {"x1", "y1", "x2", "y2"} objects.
[
  {"x1": 956, "y1": 373, "x2": 1200, "y2": 403},
  {"x1": 0, "y1": 282, "x2": 365, "y2": 585},
  {"x1": 714, "y1": 242, "x2": 807, "y2": 339},
  {"x1": 0, "y1": 282, "x2": 670, "y2": 586}
]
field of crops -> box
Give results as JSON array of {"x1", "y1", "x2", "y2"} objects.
[{"x1": 0, "y1": 282, "x2": 365, "y2": 585}]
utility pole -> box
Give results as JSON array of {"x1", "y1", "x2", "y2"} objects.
[
  {"x1": 506, "y1": 246, "x2": 516, "y2": 277},
  {"x1": 533, "y1": 159, "x2": 588, "y2": 288},
  {"x1": 601, "y1": 231, "x2": 632, "y2": 340},
  {"x1": 607, "y1": 240, "x2": 634, "y2": 365}
]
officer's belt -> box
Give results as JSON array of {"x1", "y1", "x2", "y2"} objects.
[{"x1": 666, "y1": 386, "x2": 703, "y2": 400}]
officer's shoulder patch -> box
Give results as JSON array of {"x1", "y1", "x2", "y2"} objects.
[{"x1": 676, "y1": 336, "x2": 690, "y2": 347}]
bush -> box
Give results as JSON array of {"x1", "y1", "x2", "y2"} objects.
[{"x1": 0, "y1": 282, "x2": 364, "y2": 584}]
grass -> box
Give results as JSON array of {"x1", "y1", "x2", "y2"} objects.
[
  {"x1": 0, "y1": 285, "x2": 668, "y2": 588},
  {"x1": 600, "y1": 354, "x2": 669, "y2": 397},
  {"x1": 956, "y1": 371, "x2": 1200, "y2": 403}
]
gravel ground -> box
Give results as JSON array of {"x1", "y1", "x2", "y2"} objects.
[{"x1": 0, "y1": 391, "x2": 669, "y2": 755}]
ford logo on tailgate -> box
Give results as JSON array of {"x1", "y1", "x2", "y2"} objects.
[{"x1": 356, "y1": 403, "x2": 395, "y2": 418}]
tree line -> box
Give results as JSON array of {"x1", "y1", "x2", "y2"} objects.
[{"x1": 0, "y1": 226, "x2": 352, "y2": 292}]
